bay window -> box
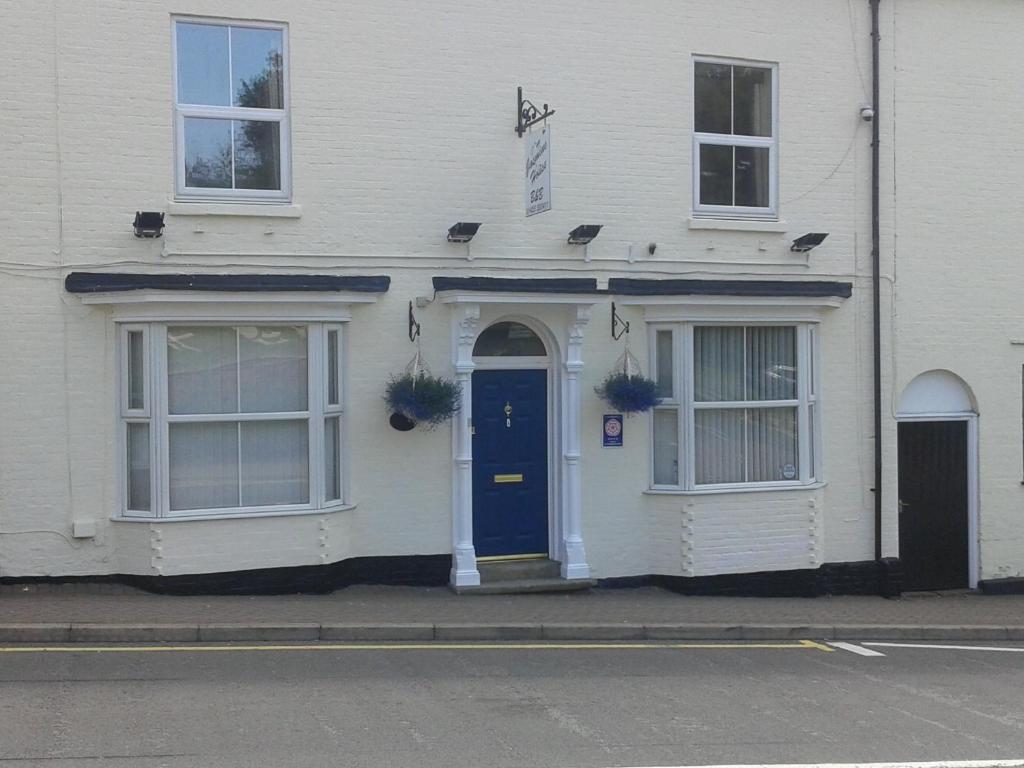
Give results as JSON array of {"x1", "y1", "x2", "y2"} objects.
[
  {"x1": 651, "y1": 324, "x2": 818, "y2": 490},
  {"x1": 119, "y1": 322, "x2": 344, "y2": 518}
]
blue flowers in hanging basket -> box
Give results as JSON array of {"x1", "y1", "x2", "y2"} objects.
[
  {"x1": 595, "y1": 372, "x2": 660, "y2": 414},
  {"x1": 385, "y1": 372, "x2": 462, "y2": 430}
]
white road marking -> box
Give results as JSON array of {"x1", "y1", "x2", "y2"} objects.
[
  {"x1": 828, "y1": 641, "x2": 887, "y2": 656},
  {"x1": 864, "y1": 642, "x2": 1024, "y2": 653},
  {"x1": 611, "y1": 762, "x2": 1024, "y2": 768}
]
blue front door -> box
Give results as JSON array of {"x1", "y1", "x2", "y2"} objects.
[{"x1": 472, "y1": 369, "x2": 548, "y2": 558}]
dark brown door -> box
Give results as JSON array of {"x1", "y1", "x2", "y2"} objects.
[{"x1": 897, "y1": 421, "x2": 969, "y2": 591}]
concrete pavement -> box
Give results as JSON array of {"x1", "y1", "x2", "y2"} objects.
[{"x1": 3, "y1": 584, "x2": 1024, "y2": 643}]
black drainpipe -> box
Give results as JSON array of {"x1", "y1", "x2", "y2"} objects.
[{"x1": 870, "y1": 0, "x2": 883, "y2": 564}]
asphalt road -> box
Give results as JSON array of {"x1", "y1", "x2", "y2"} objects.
[{"x1": 1, "y1": 641, "x2": 1023, "y2": 768}]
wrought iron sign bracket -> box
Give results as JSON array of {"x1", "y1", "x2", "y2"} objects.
[
  {"x1": 408, "y1": 301, "x2": 421, "y2": 343},
  {"x1": 611, "y1": 302, "x2": 630, "y2": 341},
  {"x1": 516, "y1": 86, "x2": 555, "y2": 137}
]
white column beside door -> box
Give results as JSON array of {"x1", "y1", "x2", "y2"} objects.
[
  {"x1": 561, "y1": 305, "x2": 591, "y2": 580},
  {"x1": 450, "y1": 305, "x2": 480, "y2": 587}
]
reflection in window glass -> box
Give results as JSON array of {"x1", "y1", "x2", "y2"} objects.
[
  {"x1": 695, "y1": 408, "x2": 745, "y2": 485},
  {"x1": 127, "y1": 331, "x2": 145, "y2": 410},
  {"x1": 176, "y1": 23, "x2": 230, "y2": 106},
  {"x1": 735, "y1": 146, "x2": 770, "y2": 208},
  {"x1": 234, "y1": 121, "x2": 281, "y2": 190},
  {"x1": 653, "y1": 409, "x2": 679, "y2": 486},
  {"x1": 325, "y1": 416, "x2": 341, "y2": 501},
  {"x1": 184, "y1": 118, "x2": 232, "y2": 189},
  {"x1": 232, "y1": 27, "x2": 284, "y2": 108},
  {"x1": 473, "y1": 322, "x2": 546, "y2": 356},
  {"x1": 694, "y1": 62, "x2": 731, "y2": 134},
  {"x1": 655, "y1": 331, "x2": 674, "y2": 399},
  {"x1": 733, "y1": 66, "x2": 773, "y2": 137},
  {"x1": 327, "y1": 330, "x2": 339, "y2": 406},
  {"x1": 127, "y1": 423, "x2": 150, "y2": 511},
  {"x1": 698, "y1": 144, "x2": 733, "y2": 206}
]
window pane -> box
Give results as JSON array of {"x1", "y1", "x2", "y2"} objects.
[
  {"x1": 473, "y1": 322, "x2": 546, "y2": 356},
  {"x1": 231, "y1": 27, "x2": 284, "y2": 109},
  {"x1": 653, "y1": 409, "x2": 679, "y2": 485},
  {"x1": 127, "y1": 331, "x2": 145, "y2": 410},
  {"x1": 695, "y1": 408, "x2": 745, "y2": 484},
  {"x1": 694, "y1": 62, "x2": 731, "y2": 134},
  {"x1": 184, "y1": 118, "x2": 232, "y2": 188},
  {"x1": 699, "y1": 144, "x2": 733, "y2": 206},
  {"x1": 234, "y1": 120, "x2": 281, "y2": 190},
  {"x1": 176, "y1": 23, "x2": 230, "y2": 106},
  {"x1": 126, "y1": 423, "x2": 150, "y2": 511},
  {"x1": 655, "y1": 330, "x2": 673, "y2": 399},
  {"x1": 325, "y1": 416, "x2": 341, "y2": 501},
  {"x1": 809, "y1": 327, "x2": 817, "y2": 396},
  {"x1": 747, "y1": 407, "x2": 798, "y2": 483},
  {"x1": 169, "y1": 422, "x2": 240, "y2": 510},
  {"x1": 238, "y1": 326, "x2": 307, "y2": 413},
  {"x1": 168, "y1": 327, "x2": 238, "y2": 415},
  {"x1": 327, "y1": 330, "x2": 339, "y2": 406},
  {"x1": 746, "y1": 326, "x2": 797, "y2": 401},
  {"x1": 694, "y1": 327, "x2": 744, "y2": 402},
  {"x1": 808, "y1": 404, "x2": 816, "y2": 480},
  {"x1": 733, "y1": 66, "x2": 772, "y2": 137},
  {"x1": 735, "y1": 146, "x2": 770, "y2": 208},
  {"x1": 240, "y1": 420, "x2": 309, "y2": 506}
]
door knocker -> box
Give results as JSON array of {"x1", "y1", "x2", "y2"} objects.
[{"x1": 504, "y1": 401, "x2": 512, "y2": 428}]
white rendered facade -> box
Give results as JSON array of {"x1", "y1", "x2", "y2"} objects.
[{"x1": 0, "y1": 1, "x2": 1004, "y2": 590}]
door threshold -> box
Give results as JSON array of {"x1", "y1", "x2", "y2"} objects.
[{"x1": 476, "y1": 553, "x2": 548, "y2": 562}]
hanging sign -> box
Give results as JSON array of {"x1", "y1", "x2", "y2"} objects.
[
  {"x1": 525, "y1": 126, "x2": 551, "y2": 217},
  {"x1": 603, "y1": 414, "x2": 624, "y2": 448}
]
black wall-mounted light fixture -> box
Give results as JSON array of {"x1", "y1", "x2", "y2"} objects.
[
  {"x1": 133, "y1": 211, "x2": 165, "y2": 238},
  {"x1": 568, "y1": 225, "x2": 602, "y2": 245},
  {"x1": 447, "y1": 222, "x2": 481, "y2": 243},
  {"x1": 790, "y1": 232, "x2": 829, "y2": 253}
]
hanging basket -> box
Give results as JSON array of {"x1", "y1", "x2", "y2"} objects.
[
  {"x1": 384, "y1": 350, "x2": 461, "y2": 430},
  {"x1": 595, "y1": 349, "x2": 660, "y2": 415}
]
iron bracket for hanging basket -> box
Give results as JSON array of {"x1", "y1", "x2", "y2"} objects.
[
  {"x1": 611, "y1": 302, "x2": 630, "y2": 341},
  {"x1": 408, "y1": 301, "x2": 421, "y2": 343}
]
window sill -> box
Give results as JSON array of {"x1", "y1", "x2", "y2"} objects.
[
  {"x1": 644, "y1": 481, "x2": 825, "y2": 496},
  {"x1": 167, "y1": 201, "x2": 302, "y2": 218},
  {"x1": 687, "y1": 217, "x2": 787, "y2": 233},
  {"x1": 112, "y1": 503, "x2": 355, "y2": 523}
]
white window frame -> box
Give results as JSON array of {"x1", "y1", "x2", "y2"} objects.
[
  {"x1": 116, "y1": 321, "x2": 346, "y2": 520},
  {"x1": 172, "y1": 16, "x2": 292, "y2": 203},
  {"x1": 692, "y1": 56, "x2": 779, "y2": 220},
  {"x1": 650, "y1": 322, "x2": 819, "y2": 492}
]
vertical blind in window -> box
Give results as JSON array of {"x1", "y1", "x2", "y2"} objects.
[{"x1": 694, "y1": 326, "x2": 798, "y2": 485}]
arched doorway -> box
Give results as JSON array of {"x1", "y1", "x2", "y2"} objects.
[
  {"x1": 471, "y1": 321, "x2": 552, "y2": 559},
  {"x1": 896, "y1": 370, "x2": 978, "y2": 590}
]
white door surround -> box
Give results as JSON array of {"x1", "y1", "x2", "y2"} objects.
[
  {"x1": 896, "y1": 369, "x2": 980, "y2": 589},
  {"x1": 443, "y1": 296, "x2": 594, "y2": 588}
]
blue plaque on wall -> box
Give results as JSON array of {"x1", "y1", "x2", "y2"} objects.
[{"x1": 603, "y1": 414, "x2": 623, "y2": 448}]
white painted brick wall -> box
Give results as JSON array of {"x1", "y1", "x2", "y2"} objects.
[{"x1": 0, "y1": 1, "x2": 883, "y2": 579}]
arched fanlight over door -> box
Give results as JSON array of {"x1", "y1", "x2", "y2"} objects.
[{"x1": 473, "y1": 321, "x2": 547, "y2": 357}]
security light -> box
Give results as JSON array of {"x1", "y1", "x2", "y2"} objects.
[
  {"x1": 568, "y1": 225, "x2": 602, "y2": 245},
  {"x1": 447, "y1": 222, "x2": 481, "y2": 243},
  {"x1": 133, "y1": 211, "x2": 165, "y2": 239},
  {"x1": 790, "y1": 232, "x2": 829, "y2": 253}
]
